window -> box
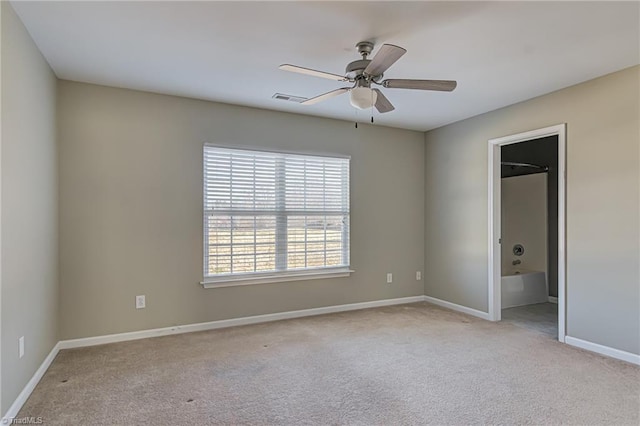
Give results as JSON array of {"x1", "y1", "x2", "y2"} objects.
[{"x1": 202, "y1": 146, "x2": 350, "y2": 287}]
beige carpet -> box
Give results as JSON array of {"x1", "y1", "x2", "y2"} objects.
[{"x1": 18, "y1": 303, "x2": 640, "y2": 425}]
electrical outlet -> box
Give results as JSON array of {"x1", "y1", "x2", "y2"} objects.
[
  {"x1": 416, "y1": 271, "x2": 422, "y2": 280},
  {"x1": 19, "y1": 336, "x2": 24, "y2": 359},
  {"x1": 386, "y1": 273, "x2": 393, "y2": 284},
  {"x1": 136, "y1": 295, "x2": 146, "y2": 309}
]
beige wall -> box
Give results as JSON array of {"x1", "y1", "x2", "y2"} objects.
[
  {"x1": 501, "y1": 174, "x2": 547, "y2": 278},
  {"x1": 2, "y1": 7, "x2": 637, "y2": 414},
  {"x1": 1, "y1": 2, "x2": 58, "y2": 413},
  {"x1": 424, "y1": 66, "x2": 640, "y2": 355},
  {"x1": 57, "y1": 81, "x2": 425, "y2": 340}
]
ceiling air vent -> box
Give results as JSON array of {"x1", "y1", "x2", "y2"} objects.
[{"x1": 272, "y1": 93, "x2": 308, "y2": 103}]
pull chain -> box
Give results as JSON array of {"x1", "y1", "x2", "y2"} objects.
[{"x1": 371, "y1": 89, "x2": 375, "y2": 124}]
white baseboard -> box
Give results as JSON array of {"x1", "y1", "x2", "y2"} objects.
[
  {"x1": 4, "y1": 295, "x2": 424, "y2": 419},
  {"x1": 6, "y1": 296, "x2": 638, "y2": 423},
  {"x1": 565, "y1": 336, "x2": 640, "y2": 365},
  {"x1": 423, "y1": 295, "x2": 492, "y2": 320},
  {"x1": 2, "y1": 342, "x2": 61, "y2": 422},
  {"x1": 548, "y1": 296, "x2": 558, "y2": 304},
  {"x1": 59, "y1": 295, "x2": 425, "y2": 350}
]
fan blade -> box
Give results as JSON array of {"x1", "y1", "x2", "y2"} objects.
[
  {"x1": 301, "y1": 88, "x2": 350, "y2": 105},
  {"x1": 279, "y1": 64, "x2": 347, "y2": 81},
  {"x1": 373, "y1": 89, "x2": 394, "y2": 113},
  {"x1": 382, "y1": 79, "x2": 457, "y2": 92},
  {"x1": 364, "y1": 44, "x2": 407, "y2": 76}
]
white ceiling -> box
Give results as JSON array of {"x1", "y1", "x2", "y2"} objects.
[{"x1": 11, "y1": 1, "x2": 640, "y2": 131}]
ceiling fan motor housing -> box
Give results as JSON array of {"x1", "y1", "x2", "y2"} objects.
[
  {"x1": 345, "y1": 59, "x2": 370, "y2": 79},
  {"x1": 345, "y1": 41, "x2": 383, "y2": 82},
  {"x1": 345, "y1": 60, "x2": 383, "y2": 82}
]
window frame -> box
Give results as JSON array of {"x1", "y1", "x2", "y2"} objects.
[{"x1": 200, "y1": 145, "x2": 353, "y2": 288}]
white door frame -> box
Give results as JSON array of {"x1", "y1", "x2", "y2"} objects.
[{"x1": 488, "y1": 124, "x2": 566, "y2": 342}]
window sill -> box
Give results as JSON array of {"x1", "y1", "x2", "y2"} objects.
[{"x1": 200, "y1": 268, "x2": 354, "y2": 288}]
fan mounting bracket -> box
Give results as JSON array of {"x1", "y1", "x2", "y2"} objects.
[{"x1": 356, "y1": 41, "x2": 374, "y2": 58}]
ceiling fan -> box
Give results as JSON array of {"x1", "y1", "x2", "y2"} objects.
[{"x1": 279, "y1": 41, "x2": 457, "y2": 113}]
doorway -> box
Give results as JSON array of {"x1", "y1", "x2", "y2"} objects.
[{"x1": 488, "y1": 124, "x2": 566, "y2": 342}]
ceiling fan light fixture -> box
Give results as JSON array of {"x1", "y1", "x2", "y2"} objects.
[{"x1": 349, "y1": 87, "x2": 377, "y2": 110}]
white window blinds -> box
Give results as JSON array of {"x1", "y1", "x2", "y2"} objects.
[{"x1": 203, "y1": 146, "x2": 350, "y2": 280}]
